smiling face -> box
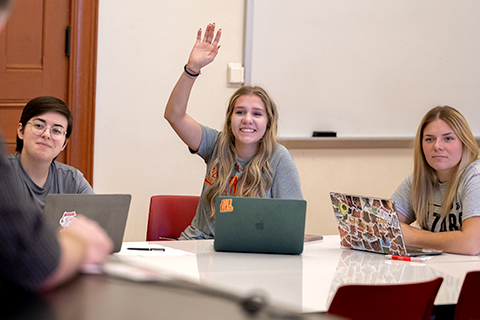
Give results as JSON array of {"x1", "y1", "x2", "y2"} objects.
[
  {"x1": 422, "y1": 119, "x2": 463, "y2": 182},
  {"x1": 17, "y1": 111, "x2": 68, "y2": 164},
  {"x1": 230, "y1": 94, "x2": 268, "y2": 158}
]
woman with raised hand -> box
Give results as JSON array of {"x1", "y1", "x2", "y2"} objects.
[{"x1": 164, "y1": 24, "x2": 303, "y2": 240}]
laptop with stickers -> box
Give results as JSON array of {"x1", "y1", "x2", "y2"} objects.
[
  {"x1": 329, "y1": 192, "x2": 442, "y2": 257},
  {"x1": 43, "y1": 194, "x2": 131, "y2": 253},
  {"x1": 214, "y1": 196, "x2": 307, "y2": 255}
]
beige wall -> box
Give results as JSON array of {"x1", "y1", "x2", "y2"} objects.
[
  {"x1": 292, "y1": 148, "x2": 413, "y2": 236},
  {"x1": 95, "y1": 1, "x2": 415, "y2": 241}
]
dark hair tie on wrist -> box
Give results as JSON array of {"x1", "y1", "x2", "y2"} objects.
[{"x1": 184, "y1": 64, "x2": 200, "y2": 77}]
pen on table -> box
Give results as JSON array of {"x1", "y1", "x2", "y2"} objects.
[
  {"x1": 158, "y1": 236, "x2": 178, "y2": 241},
  {"x1": 127, "y1": 247, "x2": 165, "y2": 251},
  {"x1": 386, "y1": 255, "x2": 426, "y2": 262}
]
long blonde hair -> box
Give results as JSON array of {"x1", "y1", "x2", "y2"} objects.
[
  {"x1": 412, "y1": 106, "x2": 479, "y2": 228},
  {"x1": 206, "y1": 86, "x2": 279, "y2": 218}
]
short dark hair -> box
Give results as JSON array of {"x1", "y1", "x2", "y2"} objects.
[{"x1": 16, "y1": 96, "x2": 73, "y2": 152}]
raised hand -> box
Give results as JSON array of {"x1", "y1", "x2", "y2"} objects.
[{"x1": 187, "y1": 23, "x2": 222, "y2": 73}]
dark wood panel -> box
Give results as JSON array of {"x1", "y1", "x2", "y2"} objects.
[{"x1": 66, "y1": 0, "x2": 98, "y2": 184}]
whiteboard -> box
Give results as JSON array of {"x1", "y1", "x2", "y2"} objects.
[{"x1": 245, "y1": 0, "x2": 480, "y2": 138}]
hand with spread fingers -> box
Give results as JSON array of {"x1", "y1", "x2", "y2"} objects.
[{"x1": 186, "y1": 23, "x2": 222, "y2": 74}]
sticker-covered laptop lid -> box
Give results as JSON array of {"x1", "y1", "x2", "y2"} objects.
[{"x1": 329, "y1": 192, "x2": 408, "y2": 255}]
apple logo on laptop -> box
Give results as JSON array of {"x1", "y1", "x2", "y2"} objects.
[{"x1": 255, "y1": 220, "x2": 264, "y2": 230}]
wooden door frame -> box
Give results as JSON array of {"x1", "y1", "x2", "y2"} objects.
[{"x1": 66, "y1": 0, "x2": 98, "y2": 184}]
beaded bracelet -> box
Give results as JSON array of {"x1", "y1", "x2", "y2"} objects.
[{"x1": 184, "y1": 64, "x2": 201, "y2": 77}]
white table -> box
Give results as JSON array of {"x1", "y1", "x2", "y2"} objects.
[{"x1": 115, "y1": 235, "x2": 480, "y2": 313}]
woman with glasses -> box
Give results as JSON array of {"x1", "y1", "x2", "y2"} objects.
[
  {"x1": 5, "y1": 96, "x2": 94, "y2": 213},
  {"x1": 164, "y1": 24, "x2": 303, "y2": 240}
]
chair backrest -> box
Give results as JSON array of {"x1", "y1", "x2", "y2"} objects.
[
  {"x1": 327, "y1": 277, "x2": 443, "y2": 320},
  {"x1": 146, "y1": 195, "x2": 200, "y2": 241},
  {"x1": 454, "y1": 271, "x2": 480, "y2": 320}
]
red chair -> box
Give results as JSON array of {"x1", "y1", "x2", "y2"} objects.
[
  {"x1": 327, "y1": 277, "x2": 443, "y2": 320},
  {"x1": 146, "y1": 195, "x2": 200, "y2": 241},
  {"x1": 454, "y1": 271, "x2": 480, "y2": 320}
]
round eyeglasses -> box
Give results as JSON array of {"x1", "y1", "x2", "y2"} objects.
[{"x1": 27, "y1": 120, "x2": 67, "y2": 141}]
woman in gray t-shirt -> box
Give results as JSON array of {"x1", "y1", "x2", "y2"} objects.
[
  {"x1": 392, "y1": 106, "x2": 480, "y2": 255},
  {"x1": 6, "y1": 96, "x2": 94, "y2": 213},
  {"x1": 164, "y1": 24, "x2": 303, "y2": 239}
]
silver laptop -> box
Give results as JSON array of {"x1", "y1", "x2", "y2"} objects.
[
  {"x1": 214, "y1": 196, "x2": 307, "y2": 255},
  {"x1": 329, "y1": 192, "x2": 442, "y2": 257},
  {"x1": 43, "y1": 194, "x2": 131, "y2": 253}
]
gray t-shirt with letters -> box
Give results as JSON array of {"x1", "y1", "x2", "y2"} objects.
[{"x1": 392, "y1": 159, "x2": 480, "y2": 231}]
